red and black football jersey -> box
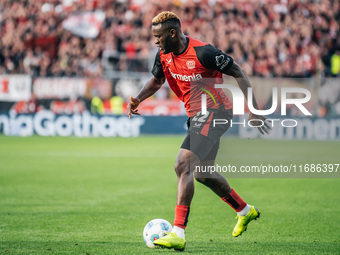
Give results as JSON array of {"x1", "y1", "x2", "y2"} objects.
[{"x1": 152, "y1": 36, "x2": 233, "y2": 117}]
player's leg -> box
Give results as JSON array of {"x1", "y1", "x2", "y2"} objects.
[
  {"x1": 174, "y1": 148, "x2": 200, "y2": 206},
  {"x1": 193, "y1": 143, "x2": 238, "y2": 199},
  {"x1": 194, "y1": 159, "x2": 232, "y2": 197},
  {"x1": 195, "y1": 158, "x2": 250, "y2": 215},
  {"x1": 153, "y1": 148, "x2": 199, "y2": 251},
  {"x1": 194, "y1": 147, "x2": 260, "y2": 237},
  {"x1": 189, "y1": 107, "x2": 260, "y2": 236}
]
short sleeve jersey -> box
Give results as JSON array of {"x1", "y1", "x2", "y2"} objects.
[{"x1": 152, "y1": 36, "x2": 233, "y2": 117}]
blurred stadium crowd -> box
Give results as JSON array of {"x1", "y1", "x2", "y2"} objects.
[{"x1": 0, "y1": 0, "x2": 340, "y2": 78}]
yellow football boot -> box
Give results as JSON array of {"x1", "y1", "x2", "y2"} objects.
[
  {"x1": 153, "y1": 232, "x2": 186, "y2": 251},
  {"x1": 232, "y1": 206, "x2": 260, "y2": 237}
]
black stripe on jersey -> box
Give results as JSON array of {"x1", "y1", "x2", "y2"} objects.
[
  {"x1": 151, "y1": 49, "x2": 165, "y2": 79},
  {"x1": 194, "y1": 44, "x2": 234, "y2": 73}
]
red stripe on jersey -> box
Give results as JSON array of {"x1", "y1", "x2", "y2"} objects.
[
  {"x1": 211, "y1": 87, "x2": 223, "y2": 106},
  {"x1": 200, "y1": 112, "x2": 214, "y2": 137}
]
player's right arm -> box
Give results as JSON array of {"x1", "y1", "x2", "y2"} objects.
[
  {"x1": 128, "y1": 76, "x2": 165, "y2": 118},
  {"x1": 128, "y1": 50, "x2": 166, "y2": 119}
]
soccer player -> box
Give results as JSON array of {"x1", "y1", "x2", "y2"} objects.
[{"x1": 128, "y1": 11, "x2": 271, "y2": 251}]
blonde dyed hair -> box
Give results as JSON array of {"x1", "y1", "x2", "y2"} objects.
[{"x1": 152, "y1": 11, "x2": 181, "y2": 26}]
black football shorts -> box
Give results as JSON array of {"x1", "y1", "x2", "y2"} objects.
[{"x1": 181, "y1": 108, "x2": 233, "y2": 161}]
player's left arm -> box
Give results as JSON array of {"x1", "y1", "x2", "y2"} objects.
[
  {"x1": 223, "y1": 61, "x2": 271, "y2": 135},
  {"x1": 195, "y1": 44, "x2": 271, "y2": 135}
]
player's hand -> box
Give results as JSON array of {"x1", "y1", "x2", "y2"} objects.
[
  {"x1": 128, "y1": 96, "x2": 141, "y2": 119},
  {"x1": 248, "y1": 113, "x2": 272, "y2": 135}
]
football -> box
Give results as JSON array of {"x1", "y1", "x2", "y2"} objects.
[{"x1": 143, "y1": 218, "x2": 172, "y2": 248}]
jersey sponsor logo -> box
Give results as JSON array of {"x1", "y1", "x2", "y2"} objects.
[
  {"x1": 166, "y1": 59, "x2": 172, "y2": 65},
  {"x1": 215, "y1": 54, "x2": 230, "y2": 70},
  {"x1": 186, "y1": 60, "x2": 195, "y2": 69},
  {"x1": 168, "y1": 68, "x2": 202, "y2": 82}
]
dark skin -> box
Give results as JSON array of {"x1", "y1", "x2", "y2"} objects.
[{"x1": 128, "y1": 23, "x2": 271, "y2": 206}]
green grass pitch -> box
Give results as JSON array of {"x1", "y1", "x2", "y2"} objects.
[{"x1": 0, "y1": 135, "x2": 339, "y2": 254}]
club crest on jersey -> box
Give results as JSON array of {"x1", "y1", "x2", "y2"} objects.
[{"x1": 186, "y1": 60, "x2": 195, "y2": 69}]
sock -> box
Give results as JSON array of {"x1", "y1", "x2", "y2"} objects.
[
  {"x1": 220, "y1": 189, "x2": 247, "y2": 212},
  {"x1": 172, "y1": 226, "x2": 185, "y2": 239},
  {"x1": 173, "y1": 205, "x2": 190, "y2": 230},
  {"x1": 237, "y1": 204, "x2": 251, "y2": 216}
]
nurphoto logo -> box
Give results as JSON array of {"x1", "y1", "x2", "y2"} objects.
[{"x1": 201, "y1": 84, "x2": 312, "y2": 128}]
